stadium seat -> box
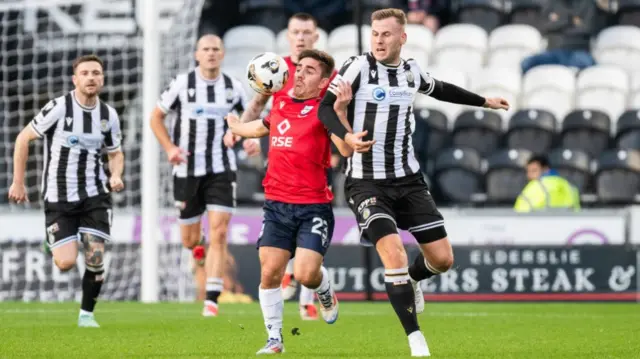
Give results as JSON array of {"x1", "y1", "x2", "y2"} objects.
[
  {"x1": 276, "y1": 27, "x2": 328, "y2": 55},
  {"x1": 469, "y1": 67, "x2": 521, "y2": 122},
  {"x1": 548, "y1": 148, "x2": 592, "y2": 193},
  {"x1": 432, "y1": 24, "x2": 488, "y2": 72},
  {"x1": 615, "y1": 110, "x2": 640, "y2": 150},
  {"x1": 628, "y1": 71, "x2": 640, "y2": 108},
  {"x1": 575, "y1": 65, "x2": 629, "y2": 124},
  {"x1": 401, "y1": 24, "x2": 434, "y2": 68},
  {"x1": 559, "y1": 109, "x2": 611, "y2": 158},
  {"x1": 327, "y1": 25, "x2": 372, "y2": 67},
  {"x1": 616, "y1": 0, "x2": 640, "y2": 26},
  {"x1": 485, "y1": 148, "x2": 532, "y2": 204},
  {"x1": 222, "y1": 26, "x2": 277, "y2": 69},
  {"x1": 414, "y1": 66, "x2": 468, "y2": 122},
  {"x1": 594, "y1": 149, "x2": 640, "y2": 204},
  {"x1": 451, "y1": 109, "x2": 503, "y2": 156},
  {"x1": 487, "y1": 24, "x2": 542, "y2": 70},
  {"x1": 521, "y1": 65, "x2": 576, "y2": 121},
  {"x1": 413, "y1": 108, "x2": 450, "y2": 163},
  {"x1": 433, "y1": 147, "x2": 484, "y2": 203},
  {"x1": 593, "y1": 26, "x2": 640, "y2": 72},
  {"x1": 504, "y1": 109, "x2": 557, "y2": 153},
  {"x1": 456, "y1": 0, "x2": 507, "y2": 33},
  {"x1": 238, "y1": 0, "x2": 287, "y2": 34},
  {"x1": 509, "y1": 0, "x2": 547, "y2": 27}
]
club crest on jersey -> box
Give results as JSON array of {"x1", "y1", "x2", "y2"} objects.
[
  {"x1": 280, "y1": 101, "x2": 285, "y2": 109},
  {"x1": 226, "y1": 88, "x2": 234, "y2": 102},
  {"x1": 405, "y1": 70, "x2": 414, "y2": 83},
  {"x1": 300, "y1": 105, "x2": 314, "y2": 116},
  {"x1": 372, "y1": 87, "x2": 386, "y2": 101},
  {"x1": 100, "y1": 119, "x2": 110, "y2": 132},
  {"x1": 277, "y1": 119, "x2": 291, "y2": 135}
]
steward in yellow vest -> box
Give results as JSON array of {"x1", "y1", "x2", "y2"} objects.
[{"x1": 514, "y1": 155, "x2": 580, "y2": 212}]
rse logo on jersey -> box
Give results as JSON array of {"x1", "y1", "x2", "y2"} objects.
[{"x1": 272, "y1": 119, "x2": 292, "y2": 148}]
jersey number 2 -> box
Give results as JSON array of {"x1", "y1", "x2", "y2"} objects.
[{"x1": 311, "y1": 217, "x2": 329, "y2": 244}]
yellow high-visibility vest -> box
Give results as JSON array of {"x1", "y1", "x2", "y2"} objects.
[{"x1": 514, "y1": 175, "x2": 581, "y2": 213}]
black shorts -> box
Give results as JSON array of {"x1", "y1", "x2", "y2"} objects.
[
  {"x1": 257, "y1": 200, "x2": 335, "y2": 256},
  {"x1": 44, "y1": 194, "x2": 113, "y2": 249},
  {"x1": 344, "y1": 173, "x2": 447, "y2": 245},
  {"x1": 173, "y1": 172, "x2": 236, "y2": 223}
]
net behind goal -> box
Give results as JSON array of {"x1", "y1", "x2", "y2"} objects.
[{"x1": 0, "y1": 0, "x2": 206, "y2": 302}]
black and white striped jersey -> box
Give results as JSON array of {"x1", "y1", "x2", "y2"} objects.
[
  {"x1": 29, "y1": 91, "x2": 122, "y2": 203},
  {"x1": 158, "y1": 67, "x2": 247, "y2": 178},
  {"x1": 328, "y1": 52, "x2": 435, "y2": 180}
]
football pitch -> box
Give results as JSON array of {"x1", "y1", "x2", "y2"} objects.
[{"x1": 1, "y1": 302, "x2": 638, "y2": 359}]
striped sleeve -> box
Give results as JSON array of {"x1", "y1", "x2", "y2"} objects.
[
  {"x1": 29, "y1": 98, "x2": 64, "y2": 138},
  {"x1": 104, "y1": 107, "x2": 123, "y2": 152},
  {"x1": 328, "y1": 56, "x2": 364, "y2": 95},
  {"x1": 157, "y1": 73, "x2": 186, "y2": 114},
  {"x1": 408, "y1": 59, "x2": 436, "y2": 96}
]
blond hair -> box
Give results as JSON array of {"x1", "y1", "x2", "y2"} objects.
[{"x1": 371, "y1": 8, "x2": 407, "y2": 26}]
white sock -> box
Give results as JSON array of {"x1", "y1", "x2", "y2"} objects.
[
  {"x1": 315, "y1": 266, "x2": 331, "y2": 294},
  {"x1": 299, "y1": 286, "x2": 315, "y2": 306},
  {"x1": 285, "y1": 259, "x2": 294, "y2": 275},
  {"x1": 79, "y1": 309, "x2": 93, "y2": 317},
  {"x1": 259, "y1": 286, "x2": 284, "y2": 341},
  {"x1": 206, "y1": 277, "x2": 223, "y2": 294}
]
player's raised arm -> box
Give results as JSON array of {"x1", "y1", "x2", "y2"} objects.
[
  {"x1": 225, "y1": 112, "x2": 269, "y2": 138},
  {"x1": 150, "y1": 75, "x2": 189, "y2": 165},
  {"x1": 412, "y1": 59, "x2": 510, "y2": 110},
  {"x1": 239, "y1": 93, "x2": 270, "y2": 123},
  {"x1": 9, "y1": 99, "x2": 63, "y2": 203},
  {"x1": 104, "y1": 109, "x2": 125, "y2": 192}
]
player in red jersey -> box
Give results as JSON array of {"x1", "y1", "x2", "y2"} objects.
[
  {"x1": 224, "y1": 12, "x2": 338, "y2": 320},
  {"x1": 226, "y1": 49, "x2": 367, "y2": 355}
]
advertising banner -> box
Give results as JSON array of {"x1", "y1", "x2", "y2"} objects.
[{"x1": 1, "y1": 242, "x2": 637, "y2": 303}]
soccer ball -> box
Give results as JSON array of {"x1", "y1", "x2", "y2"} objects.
[{"x1": 246, "y1": 52, "x2": 289, "y2": 95}]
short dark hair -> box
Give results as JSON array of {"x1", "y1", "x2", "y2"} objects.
[
  {"x1": 289, "y1": 13, "x2": 317, "y2": 28},
  {"x1": 528, "y1": 154, "x2": 550, "y2": 168},
  {"x1": 298, "y1": 49, "x2": 334, "y2": 78},
  {"x1": 72, "y1": 54, "x2": 104, "y2": 73}
]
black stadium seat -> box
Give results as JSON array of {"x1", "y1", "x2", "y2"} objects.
[
  {"x1": 504, "y1": 109, "x2": 556, "y2": 153},
  {"x1": 509, "y1": 0, "x2": 548, "y2": 27},
  {"x1": 456, "y1": 0, "x2": 506, "y2": 32},
  {"x1": 413, "y1": 108, "x2": 450, "y2": 163},
  {"x1": 548, "y1": 148, "x2": 592, "y2": 193},
  {"x1": 594, "y1": 149, "x2": 640, "y2": 204},
  {"x1": 433, "y1": 147, "x2": 484, "y2": 204},
  {"x1": 451, "y1": 110, "x2": 503, "y2": 156},
  {"x1": 615, "y1": 110, "x2": 640, "y2": 150},
  {"x1": 617, "y1": 0, "x2": 640, "y2": 26},
  {"x1": 484, "y1": 148, "x2": 532, "y2": 204},
  {"x1": 559, "y1": 109, "x2": 611, "y2": 158}
]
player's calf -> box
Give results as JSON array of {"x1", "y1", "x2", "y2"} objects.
[{"x1": 79, "y1": 233, "x2": 106, "y2": 327}]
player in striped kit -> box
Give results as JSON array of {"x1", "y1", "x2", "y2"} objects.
[
  {"x1": 318, "y1": 9, "x2": 509, "y2": 356},
  {"x1": 9, "y1": 55, "x2": 125, "y2": 328},
  {"x1": 150, "y1": 34, "x2": 259, "y2": 316},
  {"x1": 225, "y1": 12, "x2": 336, "y2": 321}
]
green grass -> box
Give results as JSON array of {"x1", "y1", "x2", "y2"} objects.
[{"x1": 1, "y1": 302, "x2": 639, "y2": 358}]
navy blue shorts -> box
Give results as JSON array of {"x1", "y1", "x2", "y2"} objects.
[{"x1": 257, "y1": 200, "x2": 335, "y2": 256}]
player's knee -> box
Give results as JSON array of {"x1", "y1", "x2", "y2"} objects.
[
  {"x1": 374, "y1": 230, "x2": 408, "y2": 268},
  {"x1": 81, "y1": 233, "x2": 105, "y2": 272},
  {"x1": 54, "y1": 257, "x2": 76, "y2": 272},
  {"x1": 292, "y1": 267, "x2": 321, "y2": 288},
  {"x1": 432, "y1": 252, "x2": 454, "y2": 273},
  {"x1": 209, "y1": 222, "x2": 228, "y2": 244},
  {"x1": 260, "y1": 264, "x2": 285, "y2": 288}
]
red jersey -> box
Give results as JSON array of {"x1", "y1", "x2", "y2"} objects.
[
  {"x1": 262, "y1": 96, "x2": 333, "y2": 204},
  {"x1": 273, "y1": 56, "x2": 337, "y2": 102}
]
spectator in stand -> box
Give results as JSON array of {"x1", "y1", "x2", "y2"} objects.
[
  {"x1": 514, "y1": 155, "x2": 581, "y2": 212},
  {"x1": 406, "y1": 0, "x2": 450, "y2": 33},
  {"x1": 520, "y1": 0, "x2": 597, "y2": 74},
  {"x1": 284, "y1": 0, "x2": 350, "y2": 32}
]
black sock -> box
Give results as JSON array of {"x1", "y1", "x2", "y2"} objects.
[
  {"x1": 206, "y1": 277, "x2": 223, "y2": 303},
  {"x1": 81, "y1": 269, "x2": 104, "y2": 313},
  {"x1": 408, "y1": 253, "x2": 439, "y2": 282},
  {"x1": 385, "y1": 269, "x2": 419, "y2": 336}
]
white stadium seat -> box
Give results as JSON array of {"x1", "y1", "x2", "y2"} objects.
[
  {"x1": 469, "y1": 67, "x2": 522, "y2": 124},
  {"x1": 222, "y1": 26, "x2": 277, "y2": 69},
  {"x1": 276, "y1": 27, "x2": 328, "y2": 55},
  {"x1": 414, "y1": 66, "x2": 469, "y2": 126},
  {"x1": 401, "y1": 24, "x2": 434, "y2": 68},
  {"x1": 593, "y1": 25, "x2": 640, "y2": 72},
  {"x1": 488, "y1": 24, "x2": 542, "y2": 71},
  {"x1": 328, "y1": 25, "x2": 372, "y2": 68},
  {"x1": 521, "y1": 65, "x2": 576, "y2": 121},
  {"x1": 432, "y1": 24, "x2": 488, "y2": 72},
  {"x1": 575, "y1": 65, "x2": 629, "y2": 124},
  {"x1": 628, "y1": 71, "x2": 640, "y2": 108}
]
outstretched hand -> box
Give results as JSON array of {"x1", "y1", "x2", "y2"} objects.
[
  {"x1": 483, "y1": 97, "x2": 510, "y2": 111},
  {"x1": 345, "y1": 131, "x2": 375, "y2": 153}
]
